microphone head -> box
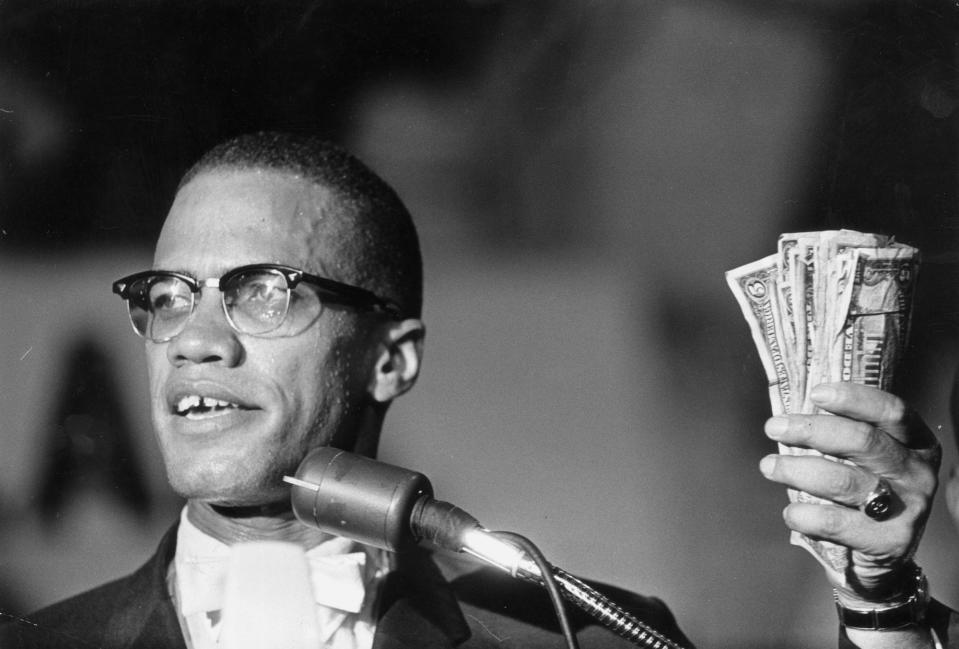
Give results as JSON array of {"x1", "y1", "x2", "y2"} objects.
[{"x1": 288, "y1": 447, "x2": 434, "y2": 551}]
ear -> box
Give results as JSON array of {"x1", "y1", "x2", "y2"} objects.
[{"x1": 369, "y1": 318, "x2": 425, "y2": 403}]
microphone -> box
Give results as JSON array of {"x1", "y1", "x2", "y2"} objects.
[
  {"x1": 283, "y1": 447, "x2": 526, "y2": 572},
  {"x1": 283, "y1": 447, "x2": 689, "y2": 649}
]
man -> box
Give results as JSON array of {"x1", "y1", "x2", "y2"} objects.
[
  {"x1": 0, "y1": 132, "x2": 692, "y2": 648},
  {"x1": 759, "y1": 382, "x2": 946, "y2": 648}
]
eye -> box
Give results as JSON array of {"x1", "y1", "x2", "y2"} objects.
[
  {"x1": 239, "y1": 279, "x2": 282, "y2": 303},
  {"x1": 224, "y1": 270, "x2": 291, "y2": 332},
  {"x1": 147, "y1": 278, "x2": 193, "y2": 313},
  {"x1": 232, "y1": 273, "x2": 287, "y2": 308}
]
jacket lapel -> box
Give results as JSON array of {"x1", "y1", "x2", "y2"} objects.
[
  {"x1": 102, "y1": 524, "x2": 187, "y2": 649},
  {"x1": 96, "y1": 522, "x2": 470, "y2": 649},
  {"x1": 372, "y1": 548, "x2": 471, "y2": 649}
]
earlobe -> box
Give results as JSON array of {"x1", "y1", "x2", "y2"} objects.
[{"x1": 370, "y1": 319, "x2": 425, "y2": 403}]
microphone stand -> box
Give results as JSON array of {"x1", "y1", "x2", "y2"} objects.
[
  {"x1": 286, "y1": 448, "x2": 690, "y2": 649},
  {"x1": 461, "y1": 527, "x2": 687, "y2": 649}
]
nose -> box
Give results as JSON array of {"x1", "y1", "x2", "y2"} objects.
[{"x1": 165, "y1": 290, "x2": 243, "y2": 367}]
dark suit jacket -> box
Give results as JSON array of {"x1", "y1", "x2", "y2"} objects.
[{"x1": 0, "y1": 524, "x2": 693, "y2": 649}]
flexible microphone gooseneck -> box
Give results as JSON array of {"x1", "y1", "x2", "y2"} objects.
[{"x1": 284, "y1": 447, "x2": 687, "y2": 649}]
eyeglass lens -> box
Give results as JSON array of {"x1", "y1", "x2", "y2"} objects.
[
  {"x1": 222, "y1": 269, "x2": 291, "y2": 335},
  {"x1": 126, "y1": 269, "x2": 295, "y2": 341}
]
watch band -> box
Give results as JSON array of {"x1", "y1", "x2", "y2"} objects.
[{"x1": 834, "y1": 564, "x2": 929, "y2": 631}]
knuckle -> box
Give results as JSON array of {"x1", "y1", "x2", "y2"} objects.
[
  {"x1": 897, "y1": 486, "x2": 930, "y2": 514},
  {"x1": 923, "y1": 443, "x2": 944, "y2": 470},
  {"x1": 827, "y1": 470, "x2": 858, "y2": 497},
  {"x1": 857, "y1": 424, "x2": 885, "y2": 454},
  {"x1": 879, "y1": 397, "x2": 907, "y2": 424},
  {"x1": 902, "y1": 460, "x2": 938, "y2": 496},
  {"x1": 884, "y1": 526, "x2": 914, "y2": 556},
  {"x1": 818, "y1": 507, "x2": 846, "y2": 537},
  {"x1": 916, "y1": 470, "x2": 939, "y2": 497}
]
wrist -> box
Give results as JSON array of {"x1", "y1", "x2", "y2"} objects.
[
  {"x1": 835, "y1": 565, "x2": 914, "y2": 608},
  {"x1": 834, "y1": 563, "x2": 929, "y2": 631}
]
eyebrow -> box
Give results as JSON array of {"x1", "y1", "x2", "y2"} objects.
[
  {"x1": 161, "y1": 268, "x2": 198, "y2": 278},
  {"x1": 151, "y1": 266, "x2": 250, "y2": 279}
]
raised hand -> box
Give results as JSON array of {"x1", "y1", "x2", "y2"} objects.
[{"x1": 760, "y1": 381, "x2": 940, "y2": 601}]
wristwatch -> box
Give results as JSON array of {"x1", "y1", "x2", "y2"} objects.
[{"x1": 834, "y1": 564, "x2": 929, "y2": 631}]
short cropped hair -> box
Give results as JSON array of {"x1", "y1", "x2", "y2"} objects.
[{"x1": 180, "y1": 132, "x2": 423, "y2": 319}]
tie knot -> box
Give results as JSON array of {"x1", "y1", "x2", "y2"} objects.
[{"x1": 175, "y1": 518, "x2": 371, "y2": 619}]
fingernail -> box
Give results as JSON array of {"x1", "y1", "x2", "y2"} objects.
[
  {"x1": 765, "y1": 417, "x2": 788, "y2": 439},
  {"x1": 759, "y1": 455, "x2": 777, "y2": 477},
  {"x1": 810, "y1": 384, "x2": 836, "y2": 403}
]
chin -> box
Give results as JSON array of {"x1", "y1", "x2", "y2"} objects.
[{"x1": 167, "y1": 465, "x2": 283, "y2": 506}]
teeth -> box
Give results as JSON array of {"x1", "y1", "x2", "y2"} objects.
[
  {"x1": 177, "y1": 395, "x2": 201, "y2": 412},
  {"x1": 175, "y1": 394, "x2": 241, "y2": 419}
]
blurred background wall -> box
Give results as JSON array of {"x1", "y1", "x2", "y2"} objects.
[{"x1": 2, "y1": 1, "x2": 959, "y2": 647}]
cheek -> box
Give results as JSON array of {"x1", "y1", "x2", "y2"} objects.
[
  {"x1": 256, "y1": 339, "x2": 344, "y2": 424},
  {"x1": 282, "y1": 331, "x2": 369, "y2": 430},
  {"x1": 321, "y1": 329, "x2": 373, "y2": 407},
  {"x1": 144, "y1": 343, "x2": 169, "y2": 403}
]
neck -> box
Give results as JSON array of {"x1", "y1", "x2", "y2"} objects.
[{"x1": 187, "y1": 499, "x2": 333, "y2": 548}]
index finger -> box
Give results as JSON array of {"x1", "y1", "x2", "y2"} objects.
[
  {"x1": 765, "y1": 413, "x2": 910, "y2": 476},
  {"x1": 809, "y1": 382, "x2": 937, "y2": 451}
]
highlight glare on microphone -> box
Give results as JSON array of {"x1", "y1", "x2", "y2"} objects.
[
  {"x1": 283, "y1": 475, "x2": 318, "y2": 492},
  {"x1": 461, "y1": 528, "x2": 527, "y2": 576}
]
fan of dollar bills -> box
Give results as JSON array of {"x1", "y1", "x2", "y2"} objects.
[{"x1": 726, "y1": 230, "x2": 920, "y2": 582}]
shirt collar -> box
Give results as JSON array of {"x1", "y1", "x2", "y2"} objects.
[{"x1": 174, "y1": 507, "x2": 373, "y2": 617}]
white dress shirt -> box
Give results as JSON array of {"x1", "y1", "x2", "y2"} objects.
[{"x1": 168, "y1": 508, "x2": 390, "y2": 649}]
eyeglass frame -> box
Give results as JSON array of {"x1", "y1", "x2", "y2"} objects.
[{"x1": 112, "y1": 263, "x2": 402, "y2": 342}]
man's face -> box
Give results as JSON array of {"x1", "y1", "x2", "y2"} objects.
[{"x1": 147, "y1": 168, "x2": 374, "y2": 506}]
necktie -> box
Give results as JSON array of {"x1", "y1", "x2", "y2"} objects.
[
  {"x1": 175, "y1": 531, "x2": 369, "y2": 648},
  {"x1": 177, "y1": 544, "x2": 368, "y2": 617}
]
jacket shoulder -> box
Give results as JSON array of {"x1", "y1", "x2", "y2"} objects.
[
  {"x1": 0, "y1": 573, "x2": 141, "y2": 648},
  {"x1": 0, "y1": 524, "x2": 180, "y2": 649}
]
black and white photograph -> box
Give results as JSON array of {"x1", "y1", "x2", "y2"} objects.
[{"x1": 1, "y1": 2, "x2": 958, "y2": 647}]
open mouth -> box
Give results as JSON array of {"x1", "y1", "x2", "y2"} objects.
[{"x1": 175, "y1": 395, "x2": 246, "y2": 420}]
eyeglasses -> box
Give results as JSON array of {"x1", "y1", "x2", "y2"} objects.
[{"x1": 112, "y1": 263, "x2": 400, "y2": 342}]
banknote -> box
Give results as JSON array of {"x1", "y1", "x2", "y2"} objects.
[
  {"x1": 727, "y1": 230, "x2": 919, "y2": 584},
  {"x1": 725, "y1": 254, "x2": 794, "y2": 416},
  {"x1": 830, "y1": 245, "x2": 918, "y2": 390}
]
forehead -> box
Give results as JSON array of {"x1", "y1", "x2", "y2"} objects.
[{"x1": 154, "y1": 168, "x2": 346, "y2": 276}]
